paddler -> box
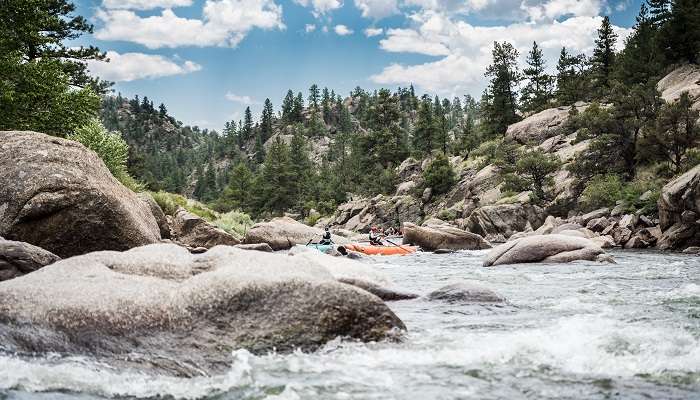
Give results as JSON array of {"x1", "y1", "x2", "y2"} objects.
[
  {"x1": 369, "y1": 226, "x2": 383, "y2": 245},
  {"x1": 319, "y1": 227, "x2": 333, "y2": 245}
]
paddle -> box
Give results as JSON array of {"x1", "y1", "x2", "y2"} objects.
[{"x1": 384, "y1": 238, "x2": 413, "y2": 254}]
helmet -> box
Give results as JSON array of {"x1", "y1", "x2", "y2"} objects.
[
  {"x1": 325, "y1": 227, "x2": 329, "y2": 231},
  {"x1": 371, "y1": 226, "x2": 377, "y2": 231}
]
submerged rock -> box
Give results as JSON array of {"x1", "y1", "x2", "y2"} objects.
[
  {"x1": 0, "y1": 238, "x2": 60, "y2": 281},
  {"x1": 0, "y1": 131, "x2": 161, "y2": 257},
  {"x1": 483, "y1": 234, "x2": 611, "y2": 267},
  {"x1": 427, "y1": 282, "x2": 506, "y2": 303},
  {"x1": 402, "y1": 222, "x2": 491, "y2": 251},
  {"x1": 338, "y1": 278, "x2": 419, "y2": 301},
  {"x1": 171, "y1": 207, "x2": 240, "y2": 249},
  {"x1": 0, "y1": 244, "x2": 404, "y2": 376}
]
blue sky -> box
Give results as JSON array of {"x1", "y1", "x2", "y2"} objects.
[{"x1": 75, "y1": 0, "x2": 642, "y2": 130}]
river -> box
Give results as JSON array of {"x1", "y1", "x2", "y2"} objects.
[{"x1": 1, "y1": 250, "x2": 699, "y2": 399}]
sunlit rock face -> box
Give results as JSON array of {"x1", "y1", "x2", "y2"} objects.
[{"x1": 0, "y1": 244, "x2": 405, "y2": 377}]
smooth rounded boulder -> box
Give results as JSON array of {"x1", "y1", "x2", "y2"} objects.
[
  {"x1": 0, "y1": 244, "x2": 404, "y2": 376},
  {"x1": 403, "y1": 222, "x2": 491, "y2": 251},
  {"x1": 0, "y1": 238, "x2": 60, "y2": 281},
  {"x1": 171, "y1": 207, "x2": 241, "y2": 249},
  {"x1": 0, "y1": 131, "x2": 161, "y2": 257},
  {"x1": 427, "y1": 282, "x2": 505, "y2": 303},
  {"x1": 483, "y1": 234, "x2": 612, "y2": 267},
  {"x1": 244, "y1": 217, "x2": 348, "y2": 250}
]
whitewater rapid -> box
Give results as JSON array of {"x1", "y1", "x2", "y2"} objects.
[{"x1": 1, "y1": 250, "x2": 699, "y2": 399}]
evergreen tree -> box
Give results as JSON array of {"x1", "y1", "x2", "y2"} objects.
[
  {"x1": 521, "y1": 41, "x2": 553, "y2": 113},
  {"x1": 288, "y1": 131, "x2": 314, "y2": 209},
  {"x1": 556, "y1": 47, "x2": 589, "y2": 105},
  {"x1": 218, "y1": 162, "x2": 254, "y2": 212},
  {"x1": 647, "y1": 0, "x2": 672, "y2": 26},
  {"x1": 422, "y1": 153, "x2": 456, "y2": 195},
  {"x1": 615, "y1": 4, "x2": 662, "y2": 86},
  {"x1": 659, "y1": 0, "x2": 700, "y2": 64},
  {"x1": 484, "y1": 41, "x2": 521, "y2": 135},
  {"x1": 308, "y1": 84, "x2": 320, "y2": 111},
  {"x1": 433, "y1": 96, "x2": 449, "y2": 153},
  {"x1": 413, "y1": 96, "x2": 436, "y2": 155},
  {"x1": 259, "y1": 137, "x2": 294, "y2": 214},
  {"x1": 242, "y1": 107, "x2": 253, "y2": 141},
  {"x1": 260, "y1": 99, "x2": 274, "y2": 141},
  {"x1": 293, "y1": 92, "x2": 304, "y2": 122},
  {"x1": 590, "y1": 16, "x2": 618, "y2": 95},
  {"x1": 281, "y1": 90, "x2": 295, "y2": 122}
]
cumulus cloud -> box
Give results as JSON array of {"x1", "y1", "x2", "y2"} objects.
[
  {"x1": 334, "y1": 24, "x2": 354, "y2": 35},
  {"x1": 225, "y1": 92, "x2": 260, "y2": 105},
  {"x1": 101, "y1": 0, "x2": 193, "y2": 10},
  {"x1": 521, "y1": 0, "x2": 602, "y2": 21},
  {"x1": 294, "y1": 0, "x2": 343, "y2": 17},
  {"x1": 94, "y1": 0, "x2": 285, "y2": 49},
  {"x1": 87, "y1": 51, "x2": 201, "y2": 81},
  {"x1": 354, "y1": 0, "x2": 399, "y2": 19},
  {"x1": 364, "y1": 27, "x2": 384, "y2": 37},
  {"x1": 305, "y1": 23, "x2": 317, "y2": 32},
  {"x1": 371, "y1": 11, "x2": 631, "y2": 95}
]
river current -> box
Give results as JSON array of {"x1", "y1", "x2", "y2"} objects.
[{"x1": 1, "y1": 250, "x2": 699, "y2": 399}]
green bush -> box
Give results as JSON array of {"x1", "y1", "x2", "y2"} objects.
[
  {"x1": 422, "y1": 153, "x2": 456, "y2": 196},
  {"x1": 580, "y1": 174, "x2": 624, "y2": 211},
  {"x1": 212, "y1": 211, "x2": 254, "y2": 237},
  {"x1": 68, "y1": 119, "x2": 143, "y2": 191},
  {"x1": 150, "y1": 191, "x2": 187, "y2": 215}
]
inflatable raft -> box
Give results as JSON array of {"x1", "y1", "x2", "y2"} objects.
[{"x1": 343, "y1": 243, "x2": 418, "y2": 256}]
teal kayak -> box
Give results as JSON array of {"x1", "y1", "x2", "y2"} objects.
[{"x1": 307, "y1": 243, "x2": 335, "y2": 253}]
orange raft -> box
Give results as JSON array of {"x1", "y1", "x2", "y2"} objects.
[{"x1": 342, "y1": 243, "x2": 418, "y2": 256}]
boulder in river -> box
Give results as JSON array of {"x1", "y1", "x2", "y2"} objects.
[
  {"x1": 402, "y1": 222, "x2": 491, "y2": 251},
  {"x1": 0, "y1": 131, "x2": 161, "y2": 258},
  {"x1": 427, "y1": 282, "x2": 505, "y2": 303},
  {"x1": 245, "y1": 217, "x2": 348, "y2": 250},
  {"x1": 657, "y1": 164, "x2": 700, "y2": 250},
  {"x1": 483, "y1": 234, "x2": 612, "y2": 267},
  {"x1": 0, "y1": 238, "x2": 60, "y2": 281},
  {"x1": 171, "y1": 207, "x2": 240, "y2": 249},
  {"x1": 0, "y1": 244, "x2": 404, "y2": 376}
]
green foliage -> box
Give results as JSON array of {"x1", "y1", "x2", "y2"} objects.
[
  {"x1": 579, "y1": 174, "x2": 661, "y2": 215},
  {"x1": 501, "y1": 147, "x2": 561, "y2": 204},
  {"x1": 150, "y1": 191, "x2": 187, "y2": 215},
  {"x1": 483, "y1": 41, "x2": 521, "y2": 135},
  {"x1": 520, "y1": 41, "x2": 553, "y2": 113},
  {"x1": 422, "y1": 153, "x2": 456, "y2": 196},
  {"x1": 212, "y1": 211, "x2": 253, "y2": 237},
  {"x1": 67, "y1": 119, "x2": 143, "y2": 191},
  {"x1": 580, "y1": 174, "x2": 624, "y2": 211},
  {"x1": 555, "y1": 47, "x2": 589, "y2": 105},
  {"x1": 590, "y1": 16, "x2": 618, "y2": 95}
]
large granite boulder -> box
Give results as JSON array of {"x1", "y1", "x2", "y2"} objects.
[
  {"x1": 465, "y1": 203, "x2": 545, "y2": 241},
  {"x1": 0, "y1": 238, "x2": 60, "y2": 281},
  {"x1": 331, "y1": 195, "x2": 422, "y2": 233},
  {"x1": 244, "y1": 217, "x2": 348, "y2": 250},
  {"x1": 0, "y1": 131, "x2": 161, "y2": 258},
  {"x1": 171, "y1": 208, "x2": 240, "y2": 249},
  {"x1": 427, "y1": 282, "x2": 505, "y2": 303},
  {"x1": 138, "y1": 193, "x2": 171, "y2": 239},
  {"x1": 402, "y1": 222, "x2": 491, "y2": 251},
  {"x1": 657, "y1": 164, "x2": 700, "y2": 249},
  {"x1": 0, "y1": 244, "x2": 404, "y2": 376},
  {"x1": 657, "y1": 64, "x2": 700, "y2": 110},
  {"x1": 505, "y1": 104, "x2": 587, "y2": 144},
  {"x1": 483, "y1": 234, "x2": 611, "y2": 267}
]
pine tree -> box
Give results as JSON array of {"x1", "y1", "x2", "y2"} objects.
[
  {"x1": 288, "y1": 131, "x2": 314, "y2": 209},
  {"x1": 556, "y1": 47, "x2": 588, "y2": 105},
  {"x1": 521, "y1": 41, "x2": 553, "y2": 113},
  {"x1": 293, "y1": 92, "x2": 304, "y2": 122},
  {"x1": 242, "y1": 107, "x2": 253, "y2": 141},
  {"x1": 260, "y1": 99, "x2": 274, "y2": 141},
  {"x1": 484, "y1": 41, "x2": 521, "y2": 135},
  {"x1": 433, "y1": 96, "x2": 449, "y2": 153},
  {"x1": 281, "y1": 90, "x2": 295, "y2": 122},
  {"x1": 413, "y1": 96, "x2": 436, "y2": 155},
  {"x1": 259, "y1": 137, "x2": 294, "y2": 214},
  {"x1": 308, "y1": 84, "x2": 320, "y2": 111},
  {"x1": 590, "y1": 16, "x2": 618, "y2": 95},
  {"x1": 615, "y1": 4, "x2": 662, "y2": 86},
  {"x1": 219, "y1": 162, "x2": 254, "y2": 212},
  {"x1": 647, "y1": 0, "x2": 672, "y2": 26},
  {"x1": 659, "y1": 0, "x2": 700, "y2": 64}
]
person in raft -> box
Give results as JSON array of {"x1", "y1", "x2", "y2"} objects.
[
  {"x1": 369, "y1": 226, "x2": 383, "y2": 245},
  {"x1": 319, "y1": 227, "x2": 333, "y2": 245}
]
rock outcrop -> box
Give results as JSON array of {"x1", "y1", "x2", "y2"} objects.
[
  {"x1": 244, "y1": 217, "x2": 348, "y2": 250},
  {"x1": 465, "y1": 203, "x2": 545, "y2": 242},
  {"x1": 657, "y1": 64, "x2": 700, "y2": 110},
  {"x1": 0, "y1": 238, "x2": 60, "y2": 281},
  {"x1": 483, "y1": 234, "x2": 611, "y2": 267},
  {"x1": 657, "y1": 165, "x2": 700, "y2": 250},
  {"x1": 0, "y1": 131, "x2": 161, "y2": 258},
  {"x1": 402, "y1": 222, "x2": 491, "y2": 251},
  {"x1": 505, "y1": 103, "x2": 587, "y2": 144},
  {"x1": 0, "y1": 244, "x2": 404, "y2": 376},
  {"x1": 329, "y1": 195, "x2": 422, "y2": 232},
  {"x1": 171, "y1": 208, "x2": 241, "y2": 249}
]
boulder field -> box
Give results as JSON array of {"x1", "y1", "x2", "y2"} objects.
[
  {"x1": 0, "y1": 131, "x2": 161, "y2": 257},
  {"x1": 0, "y1": 244, "x2": 405, "y2": 376}
]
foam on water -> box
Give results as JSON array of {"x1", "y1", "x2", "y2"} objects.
[{"x1": 1, "y1": 249, "x2": 699, "y2": 399}]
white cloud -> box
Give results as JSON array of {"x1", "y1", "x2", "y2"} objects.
[
  {"x1": 294, "y1": 0, "x2": 343, "y2": 17},
  {"x1": 87, "y1": 51, "x2": 201, "y2": 82},
  {"x1": 364, "y1": 27, "x2": 384, "y2": 37},
  {"x1": 95, "y1": 0, "x2": 285, "y2": 49},
  {"x1": 521, "y1": 0, "x2": 602, "y2": 21},
  {"x1": 354, "y1": 0, "x2": 399, "y2": 19},
  {"x1": 334, "y1": 24, "x2": 354, "y2": 35},
  {"x1": 305, "y1": 23, "x2": 317, "y2": 32},
  {"x1": 101, "y1": 0, "x2": 193, "y2": 10},
  {"x1": 371, "y1": 11, "x2": 631, "y2": 95},
  {"x1": 225, "y1": 92, "x2": 260, "y2": 105}
]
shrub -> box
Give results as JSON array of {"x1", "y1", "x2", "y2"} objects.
[
  {"x1": 580, "y1": 174, "x2": 624, "y2": 211},
  {"x1": 68, "y1": 119, "x2": 143, "y2": 191},
  {"x1": 212, "y1": 211, "x2": 254, "y2": 237},
  {"x1": 422, "y1": 153, "x2": 456, "y2": 196},
  {"x1": 150, "y1": 191, "x2": 187, "y2": 215}
]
